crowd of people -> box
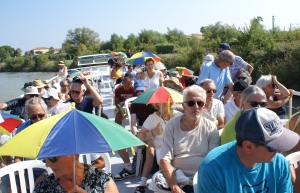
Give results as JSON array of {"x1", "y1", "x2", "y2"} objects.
[{"x1": 0, "y1": 42, "x2": 299, "y2": 193}]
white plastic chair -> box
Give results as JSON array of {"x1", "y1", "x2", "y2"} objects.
[
  {"x1": 286, "y1": 151, "x2": 300, "y2": 169},
  {"x1": 124, "y1": 97, "x2": 137, "y2": 127},
  {"x1": 0, "y1": 160, "x2": 52, "y2": 193},
  {"x1": 193, "y1": 171, "x2": 198, "y2": 193},
  {"x1": 79, "y1": 153, "x2": 111, "y2": 173}
]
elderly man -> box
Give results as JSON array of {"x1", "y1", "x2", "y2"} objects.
[
  {"x1": 199, "y1": 79, "x2": 225, "y2": 129},
  {"x1": 42, "y1": 88, "x2": 71, "y2": 116},
  {"x1": 66, "y1": 76, "x2": 103, "y2": 114},
  {"x1": 114, "y1": 77, "x2": 137, "y2": 125},
  {"x1": 196, "y1": 50, "x2": 234, "y2": 99},
  {"x1": 0, "y1": 86, "x2": 39, "y2": 119},
  {"x1": 160, "y1": 85, "x2": 219, "y2": 193},
  {"x1": 198, "y1": 108, "x2": 299, "y2": 192},
  {"x1": 114, "y1": 80, "x2": 154, "y2": 182},
  {"x1": 224, "y1": 80, "x2": 248, "y2": 123},
  {"x1": 218, "y1": 43, "x2": 254, "y2": 79}
]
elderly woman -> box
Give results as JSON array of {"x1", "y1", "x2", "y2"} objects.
[
  {"x1": 199, "y1": 79, "x2": 225, "y2": 129},
  {"x1": 256, "y1": 75, "x2": 293, "y2": 119},
  {"x1": 221, "y1": 85, "x2": 268, "y2": 145},
  {"x1": 33, "y1": 155, "x2": 119, "y2": 193},
  {"x1": 135, "y1": 103, "x2": 182, "y2": 192},
  {"x1": 142, "y1": 58, "x2": 164, "y2": 90}
]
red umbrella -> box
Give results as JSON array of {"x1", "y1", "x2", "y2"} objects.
[{"x1": 0, "y1": 114, "x2": 23, "y2": 133}]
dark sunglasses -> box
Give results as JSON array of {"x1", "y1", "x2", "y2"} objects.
[
  {"x1": 45, "y1": 97, "x2": 52, "y2": 101},
  {"x1": 166, "y1": 85, "x2": 176, "y2": 89},
  {"x1": 253, "y1": 142, "x2": 276, "y2": 152},
  {"x1": 271, "y1": 84, "x2": 277, "y2": 88},
  {"x1": 47, "y1": 157, "x2": 58, "y2": 163},
  {"x1": 136, "y1": 90, "x2": 144, "y2": 93},
  {"x1": 247, "y1": 101, "x2": 268, "y2": 107},
  {"x1": 29, "y1": 114, "x2": 45, "y2": 120},
  {"x1": 70, "y1": 90, "x2": 81, "y2": 95},
  {"x1": 236, "y1": 76, "x2": 247, "y2": 80},
  {"x1": 185, "y1": 100, "x2": 205, "y2": 107},
  {"x1": 206, "y1": 89, "x2": 216, "y2": 94},
  {"x1": 29, "y1": 94, "x2": 39, "y2": 98}
]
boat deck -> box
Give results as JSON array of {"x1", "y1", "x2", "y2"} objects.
[{"x1": 101, "y1": 89, "x2": 153, "y2": 193}]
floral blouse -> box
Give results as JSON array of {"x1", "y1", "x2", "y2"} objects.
[{"x1": 33, "y1": 164, "x2": 111, "y2": 193}]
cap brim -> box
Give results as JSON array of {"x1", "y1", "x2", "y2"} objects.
[{"x1": 264, "y1": 127, "x2": 300, "y2": 152}]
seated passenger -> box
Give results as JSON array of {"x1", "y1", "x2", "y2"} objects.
[
  {"x1": 224, "y1": 80, "x2": 248, "y2": 123},
  {"x1": 256, "y1": 75, "x2": 293, "y2": 119},
  {"x1": 134, "y1": 103, "x2": 182, "y2": 192},
  {"x1": 34, "y1": 155, "x2": 119, "y2": 193},
  {"x1": 199, "y1": 79, "x2": 225, "y2": 129},
  {"x1": 160, "y1": 85, "x2": 219, "y2": 193},
  {"x1": 221, "y1": 85, "x2": 267, "y2": 145},
  {"x1": 198, "y1": 108, "x2": 299, "y2": 192}
]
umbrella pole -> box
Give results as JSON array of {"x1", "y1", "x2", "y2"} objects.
[{"x1": 73, "y1": 154, "x2": 76, "y2": 189}]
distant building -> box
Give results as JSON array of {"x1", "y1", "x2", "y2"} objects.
[
  {"x1": 28, "y1": 47, "x2": 61, "y2": 56},
  {"x1": 186, "y1": 33, "x2": 203, "y2": 40}
]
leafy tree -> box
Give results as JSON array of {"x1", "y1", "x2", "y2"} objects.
[
  {"x1": 0, "y1": 47, "x2": 10, "y2": 62},
  {"x1": 34, "y1": 54, "x2": 49, "y2": 69},
  {"x1": 14, "y1": 48, "x2": 22, "y2": 57},
  {"x1": 48, "y1": 47, "x2": 55, "y2": 54},
  {"x1": 64, "y1": 27, "x2": 100, "y2": 48},
  {"x1": 110, "y1": 33, "x2": 124, "y2": 51},
  {"x1": 0, "y1": 46, "x2": 15, "y2": 57},
  {"x1": 100, "y1": 41, "x2": 112, "y2": 52},
  {"x1": 124, "y1": 33, "x2": 139, "y2": 52},
  {"x1": 138, "y1": 29, "x2": 167, "y2": 44},
  {"x1": 165, "y1": 27, "x2": 188, "y2": 47}
]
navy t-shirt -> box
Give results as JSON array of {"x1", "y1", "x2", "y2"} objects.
[{"x1": 67, "y1": 97, "x2": 94, "y2": 114}]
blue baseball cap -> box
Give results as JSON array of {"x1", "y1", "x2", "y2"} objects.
[
  {"x1": 134, "y1": 80, "x2": 146, "y2": 92},
  {"x1": 235, "y1": 108, "x2": 299, "y2": 152},
  {"x1": 219, "y1": 43, "x2": 230, "y2": 50}
]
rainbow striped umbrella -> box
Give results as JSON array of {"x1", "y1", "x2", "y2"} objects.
[
  {"x1": 0, "y1": 108, "x2": 144, "y2": 159},
  {"x1": 133, "y1": 86, "x2": 182, "y2": 105},
  {"x1": 154, "y1": 61, "x2": 166, "y2": 70},
  {"x1": 126, "y1": 51, "x2": 161, "y2": 66},
  {"x1": 169, "y1": 67, "x2": 194, "y2": 76},
  {"x1": 0, "y1": 114, "x2": 23, "y2": 134}
]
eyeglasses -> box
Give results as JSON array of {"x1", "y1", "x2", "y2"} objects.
[
  {"x1": 45, "y1": 97, "x2": 52, "y2": 101},
  {"x1": 47, "y1": 157, "x2": 58, "y2": 163},
  {"x1": 29, "y1": 114, "x2": 45, "y2": 120},
  {"x1": 206, "y1": 89, "x2": 216, "y2": 94},
  {"x1": 253, "y1": 142, "x2": 276, "y2": 152},
  {"x1": 136, "y1": 90, "x2": 144, "y2": 93},
  {"x1": 236, "y1": 76, "x2": 247, "y2": 80},
  {"x1": 185, "y1": 100, "x2": 205, "y2": 107},
  {"x1": 247, "y1": 101, "x2": 268, "y2": 107},
  {"x1": 70, "y1": 90, "x2": 81, "y2": 95},
  {"x1": 166, "y1": 85, "x2": 176, "y2": 89}
]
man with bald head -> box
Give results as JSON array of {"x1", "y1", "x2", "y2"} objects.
[{"x1": 114, "y1": 77, "x2": 137, "y2": 125}]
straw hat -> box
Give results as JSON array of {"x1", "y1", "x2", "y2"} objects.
[
  {"x1": 58, "y1": 61, "x2": 65, "y2": 66},
  {"x1": 24, "y1": 86, "x2": 39, "y2": 95},
  {"x1": 33, "y1": 79, "x2": 45, "y2": 88}
]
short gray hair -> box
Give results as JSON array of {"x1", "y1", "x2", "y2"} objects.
[
  {"x1": 25, "y1": 97, "x2": 47, "y2": 114},
  {"x1": 183, "y1": 85, "x2": 206, "y2": 102},
  {"x1": 60, "y1": 80, "x2": 68, "y2": 86},
  {"x1": 199, "y1": 79, "x2": 215, "y2": 87},
  {"x1": 241, "y1": 85, "x2": 266, "y2": 104},
  {"x1": 234, "y1": 69, "x2": 252, "y2": 85},
  {"x1": 218, "y1": 50, "x2": 235, "y2": 64},
  {"x1": 256, "y1": 75, "x2": 272, "y2": 89},
  {"x1": 71, "y1": 82, "x2": 86, "y2": 92}
]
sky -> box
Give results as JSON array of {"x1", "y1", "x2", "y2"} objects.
[{"x1": 1, "y1": 0, "x2": 299, "y2": 54}]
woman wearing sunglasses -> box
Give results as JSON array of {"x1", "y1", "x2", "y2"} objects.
[
  {"x1": 221, "y1": 85, "x2": 268, "y2": 145},
  {"x1": 256, "y1": 75, "x2": 293, "y2": 119},
  {"x1": 34, "y1": 155, "x2": 119, "y2": 193},
  {"x1": 135, "y1": 103, "x2": 182, "y2": 193}
]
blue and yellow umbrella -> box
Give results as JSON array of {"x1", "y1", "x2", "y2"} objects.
[{"x1": 0, "y1": 107, "x2": 144, "y2": 159}]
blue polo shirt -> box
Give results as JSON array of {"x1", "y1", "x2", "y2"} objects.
[{"x1": 196, "y1": 62, "x2": 232, "y2": 99}]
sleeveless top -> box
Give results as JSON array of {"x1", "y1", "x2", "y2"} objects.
[
  {"x1": 111, "y1": 69, "x2": 123, "y2": 79},
  {"x1": 145, "y1": 70, "x2": 161, "y2": 90},
  {"x1": 58, "y1": 66, "x2": 67, "y2": 76}
]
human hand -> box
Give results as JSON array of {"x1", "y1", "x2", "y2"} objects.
[
  {"x1": 171, "y1": 185, "x2": 185, "y2": 193},
  {"x1": 69, "y1": 185, "x2": 87, "y2": 193},
  {"x1": 213, "y1": 120, "x2": 219, "y2": 126},
  {"x1": 152, "y1": 123, "x2": 163, "y2": 136},
  {"x1": 288, "y1": 89, "x2": 294, "y2": 97},
  {"x1": 92, "y1": 156, "x2": 105, "y2": 169},
  {"x1": 272, "y1": 75, "x2": 278, "y2": 83},
  {"x1": 79, "y1": 76, "x2": 89, "y2": 86}
]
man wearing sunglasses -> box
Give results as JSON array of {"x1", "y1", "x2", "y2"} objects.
[
  {"x1": 160, "y1": 85, "x2": 219, "y2": 193},
  {"x1": 199, "y1": 79, "x2": 225, "y2": 130},
  {"x1": 66, "y1": 76, "x2": 103, "y2": 114},
  {"x1": 198, "y1": 108, "x2": 299, "y2": 192},
  {"x1": 196, "y1": 50, "x2": 234, "y2": 100},
  {"x1": 0, "y1": 86, "x2": 40, "y2": 119}
]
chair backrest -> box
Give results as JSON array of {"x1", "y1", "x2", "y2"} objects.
[
  {"x1": 124, "y1": 97, "x2": 137, "y2": 127},
  {"x1": 79, "y1": 153, "x2": 111, "y2": 173},
  {"x1": 193, "y1": 171, "x2": 198, "y2": 193},
  {"x1": 0, "y1": 160, "x2": 52, "y2": 193},
  {"x1": 286, "y1": 151, "x2": 300, "y2": 169}
]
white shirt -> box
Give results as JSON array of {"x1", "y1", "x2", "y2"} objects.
[
  {"x1": 202, "y1": 98, "x2": 225, "y2": 121},
  {"x1": 224, "y1": 99, "x2": 240, "y2": 123}
]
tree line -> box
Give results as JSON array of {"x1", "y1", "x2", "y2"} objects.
[{"x1": 1, "y1": 17, "x2": 300, "y2": 90}]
